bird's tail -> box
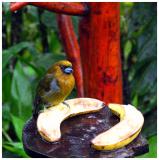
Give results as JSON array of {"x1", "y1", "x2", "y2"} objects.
[
  {"x1": 32, "y1": 107, "x2": 38, "y2": 119},
  {"x1": 33, "y1": 95, "x2": 42, "y2": 119}
]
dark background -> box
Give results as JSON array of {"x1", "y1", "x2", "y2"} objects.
[{"x1": 2, "y1": 2, "x2": 157, "y2": 158}]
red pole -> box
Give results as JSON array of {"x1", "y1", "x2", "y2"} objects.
[
  {"x1": 10, "y1": 2, "x2": 88, "y2": 16},
  {"x1": 79, "y1": 2, "x2": 123, "y2": 104},
  {"x1": 10, "y1": 2, "x2": 29, "y2": 12},
  {"x1": 57, "y1": 15, "x2": 84, "y2": 97}
]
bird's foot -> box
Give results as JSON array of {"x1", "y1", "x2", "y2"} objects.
[
  {"x1": 39, "y1": 109, "x2": 45, "y2": 114},
  {"x1": 62, "y1": 101, "x2": 70, "y2": 109},
  {"x1": 39, "y1": 105, "x2": 49, "y2": 114}
]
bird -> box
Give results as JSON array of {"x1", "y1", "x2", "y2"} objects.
[{"x1": 33, "y1": 60, "x2": 75, "y2": 118}]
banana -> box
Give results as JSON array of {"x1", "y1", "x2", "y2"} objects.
[
  {"x1": 91, "y1": 103, "x2": 144, "y2": 150},
  {"x1": 108, "y1": 103, "x2": 125, "y2": 120},
  {"x1": 37, "y1": 98, "x2": 105, "y2": 142}
]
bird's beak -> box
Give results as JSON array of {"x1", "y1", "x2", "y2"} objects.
[{"x1": 64, "y1": 67, "x2": 73, "y2": 74}]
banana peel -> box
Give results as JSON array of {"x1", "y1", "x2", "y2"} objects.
[
  {"x1": 37, "y1": 98, "x2": 105, "y2": 142},
  {"x1": 91, "y1": 103, "x2": 144, "y2": 150}
]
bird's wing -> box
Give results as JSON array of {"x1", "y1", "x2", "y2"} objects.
[
  {"x1": 33, "y1": 74, "x2": 60, "y2": 118},
  {"x1": 50, "y1": 78, "x2": 60, "y2": 92},
  {"x1": 36, "y1": 74, "x2": 61, "y2": 100},
  {"x1": 37, "y1": 74, "x2": 53, "y2": 93},
  {"x1": 38, "y1": 74, "x2": 60, "y2": 94}
]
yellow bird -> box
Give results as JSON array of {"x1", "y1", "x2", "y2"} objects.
[{"x1": 33, "y1": 60, "x2": 75, "y2": 118}]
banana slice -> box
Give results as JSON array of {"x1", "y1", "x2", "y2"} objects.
[
  {"x1": 91, "y1": 103, "x2": 144, "y2": 150},
  {"x1": 37, "y1": 98, "x2": 104, "y2": 142}
]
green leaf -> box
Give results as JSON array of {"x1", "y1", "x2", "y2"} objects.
[
  {"x1": 120, "y1": 2, "x2": 134, "y2": 16},
  {"x1": 137, "y1": 19, "x2": 156, "y2": 62},
  {"x1": 11, "y1": 114, "x2": 25, "y2": 141},
  {"x1": 131, "y1": 60, "x2": 156, "y2": 96},
  {"x1": 2, "y1": 103, "x2": 11, "y2": 131},
  {"x1": 33, "y1": 53, "x2": 66, "y2": 71},
  {"x1": 3, "y1": 142, "x2": 29, "y2": 158},
  {"x1": 11, "y1": 61, "x2": 32, "y2": 120},
  {"x1": 124, "y1": 40, "x2": 132, "y2": 60},
  {"x1": 2, "y1": 42, "x2": 31, "y2": 69},
  {"x1": 132, "y1": 94, "x2": 138, "y2": 107},
  {"x1": 2, "y1": 127, "x2": 13, "y2": 143},
  {"x1": 2, "y1": 52, "x2": 13, "y2": 69},
  {"x1": 25, "y1": 5, "x2": 39, "y2": 22},
  {"x1": 2, "y1": 2, "x2": 10, "y2": 14},
  {"x1": 3, "y1": 150, "x2": 20, "y2": 158},
  {"x1": 2, "y1": 69, "x2": 12, "y2": 102},
  {"x1": 127, "y1": 3, "x2": 156, "y2": 38},
  {"x1": 47, "y1": 30, "x2": 62, "y2": 54},
  {"x1": 23, "y1": 65, "x2": 38, "y2": 78}
]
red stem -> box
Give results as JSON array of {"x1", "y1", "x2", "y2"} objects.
[
  {"x1": 79, "y1": 2, "x2": 123, "y2": 104},
  {"x1": 10, "y1": 2, "x2": 89, "y2": 16},
  {"x1": 57, "y1": 15, "x2": 84, "y2": 97}
]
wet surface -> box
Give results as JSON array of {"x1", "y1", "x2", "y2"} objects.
[{"x1": 23, "y1": 107, "x2": 148, "y2": 158}]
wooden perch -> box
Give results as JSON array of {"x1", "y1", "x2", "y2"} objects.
[
  {"x1": 57, "y1": 14, "x2": 84, "y2": 97},
  {"x1": 10, "y1": 2, "x2": 89, "y2": 16}
]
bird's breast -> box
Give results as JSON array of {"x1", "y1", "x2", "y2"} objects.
[{"x1": 58, "y1": 74, "x2": 75, "y2": 96}]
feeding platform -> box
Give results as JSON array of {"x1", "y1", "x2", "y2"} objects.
[{"x1": 23, "y1": 106, "x2": 148, "y2": 158}]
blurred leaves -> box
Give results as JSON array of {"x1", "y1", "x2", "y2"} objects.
[
  {"x1": 11, "y1": 61, "x2": 32, "y2": 120},
  {"x1": 124, "y1": 40, "x2": 132, "y2": 61},
  {"x1": 11, "y1": 114, "x2": 25, "y2": 141},
  {"x1": 121, "y1": 2, "x2": 157, "y2": 114},
  {"x1": 120, "y1": 3, "x2": 157, "y2": 158},
  {"x1": 3, "y1": 142, "x2": 29, "y2": 158},
  {"x1": 41, "y1": 10, "x2": 57, "y2": 29},
  {"x1": 3, "y1": 42, "x2": 31, "y2": 69},
  {"x1": 2, "y1": 103, "x2": 11, "y2": 131},
  {"x1": 33, "y1": 53, "x2": 65, "y2": 71}
]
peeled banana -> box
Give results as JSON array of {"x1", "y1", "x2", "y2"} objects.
[
  {"x1": 37, "y1": 98, "x2": 104, "y2": 142},
  {"x1": 91, "y1": 103, "x2": 144, "y2": 150}
]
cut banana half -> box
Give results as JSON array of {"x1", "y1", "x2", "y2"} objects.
[
  {"x1": 91, "y1": 103, "x2": 144, "y2": 150},
  {"x1": 37, "y1": 98, "x2": 104, "y2": 142}
]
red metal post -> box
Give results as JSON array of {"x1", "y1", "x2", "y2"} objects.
[{"x1": 79, "y1": 2, "x2": 123, "y2": 104}]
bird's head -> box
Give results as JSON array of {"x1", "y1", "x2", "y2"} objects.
[{"x1": 48, "y1": 60, "x2": 73, "y2": 76}]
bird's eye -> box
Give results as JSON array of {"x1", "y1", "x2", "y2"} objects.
[
  {"x1": 60, "y1": 65, "x2": 73, "y2": 74},
  {"x1": 60, "y1": 65, "x2": 65, "y2": 71}
]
